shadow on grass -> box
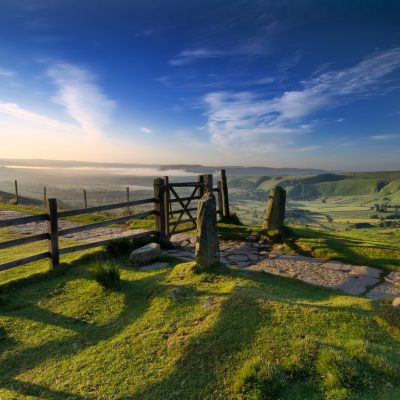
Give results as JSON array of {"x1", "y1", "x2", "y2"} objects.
[
  {"x1": 0, "y1": 250, "x2": 172, "y2": 399},
  {"x1": 132, "y1": 290, "x2": 271, "y2": 399},
  {"x1": 289, "y1": 228, "x2": 400, "y2": 271}
]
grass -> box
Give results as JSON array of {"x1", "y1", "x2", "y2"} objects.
[
  {"x1": 0, "y1": 228, "x2": 103, "y2": 285},
  {"x1": 291, "y1": 226, "x2": 400, "y2": 272},
  {"x1": 89, "y1": 259, "x2": 121, "y2": 288},
  {"x1": 0, "y1": 249, "x2": 399, "y2": 399},
  {"x1": 0, "y1": 201, "x2": 45, "y2": 215},
  {"x1": 1, "y1": 196, "x2": 400, "y2": 398}
]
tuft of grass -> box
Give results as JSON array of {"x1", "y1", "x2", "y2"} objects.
[
  {"x1": 220, "y1": 212, "x2": 243, "y2": 225},
  {"x1": 259, "y1": 226, "x2": 293, "y2": 244},
  {"x1": 89, "y1": 259, "x2": 121, "y2": 289},
  {"x1": 234, "y1": 358, "x2": 286, "y2": 400},
  {"x1": 217, "y1": 223, "x2": 261, "y2": 241}
]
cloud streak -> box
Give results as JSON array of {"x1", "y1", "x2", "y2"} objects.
[
  {"x1": 169, "y1": 43, "x2": 265, "y2": 66},
  {"x1": 0, "y1": 102, "x2": 78, "y2": 131},
  {"x1": 47, "y1": 63, "x2": 115, "y2": 138},
  {"x1": 204, "y1": 47, "x2": 400, "y2": 152},
  {"x1": 371, "y1": 134, "x2": 400, "y2": 140},
  {"x1": 0, "y1": 68, "x2": 15, "y2": 77}
]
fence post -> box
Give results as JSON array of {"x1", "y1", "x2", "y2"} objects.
[
  {"x1": 126, "y1": 187, "x2": 131, "y2": 214},
  {"x1": 203, "y1": 174, "x2": 213, "y2": 195},
  {"x1": 220, "y1": 169, "x2": 230, "y2": 217},
  {"x1": 43, "y1": 186, "x2": 47, "y2": 209},
  {"x1": 153, "y1": 178, "x2": 167, "y2": 241},
  {"x1": 164, "y1": 176, "x2": 171, "y2": 236},
  {"x1": 47, "y1": 198, "x2": 59, "y2": 268},
  {"x1": 198, "y1": 175, "x2": 205, "y2": 197},
  {"x1": 217, "y1": 180, "x2": 223, "y2": 219},
  {"x1": 83, "y1": 189, "x2": 88, "y2": 208},
  {"x1": 14, "y1": 180, "x2": 19, "y2": 204}
]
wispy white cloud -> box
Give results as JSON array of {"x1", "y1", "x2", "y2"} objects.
[
  {"x1": 0, "y1": 102, "x2": 78, "y2": 132},
  {"x1": 47, "y1": 63, "x2": 115, "y2": 138},
  {"x1": 169, "y1": 42, "x2": 265, "y2": 66},
  {"x1": 204, "y1": 47, "x2": 400, "y2": 152},
  {"x1": 336, "y1": 118, "x2": 344, "y2": 122},
  {"x1": 0, "y1": 68, "x2": 15, "y2": 77},
  {"x1": 370, "y1": 134, "x2": 400, "y2": 140},
  {"x1": 134, "y1": 29, "x2": 154, "y2": 38},
  {"x1": 170, "y1": 48, "x2": 229, "y2": 66},
  {"x1": 140, "y1": 127, "x2": 152, "y2": 134}
]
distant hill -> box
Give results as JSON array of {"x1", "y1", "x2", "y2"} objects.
[
  {"x1": 0, "y1": 191, "x2": 43, "y2": 206},
  {"x1": 0, "y1": 158, "x2": 326, "y2": 177},
  {"x1": 229, "y1": 171, "x2": 400, "y2": 202}
]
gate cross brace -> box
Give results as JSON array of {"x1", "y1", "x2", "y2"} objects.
[{"x1": 168, "y1": 185, "x2": 199, "y2": 235}]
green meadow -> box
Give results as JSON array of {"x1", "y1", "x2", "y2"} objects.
[{"x1": 1, "y1": 170, "x2": 400, "y2": 399}]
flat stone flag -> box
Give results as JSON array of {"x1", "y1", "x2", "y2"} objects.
[
  {"x1": 262, "y1": 186, "x2": 286, "y2": 230},
  {"x1": 195, "y1": 193, "x2": 220, "y2": 268}
]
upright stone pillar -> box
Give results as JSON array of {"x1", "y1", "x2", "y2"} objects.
[
  {"x1": 195, "y1": 193, "x2": 220, "y2": 268},
  {"x1": 262, "y1": 186, "x2": 286, "y2": 230}
]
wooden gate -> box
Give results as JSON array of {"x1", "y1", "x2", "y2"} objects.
[{"x1": 153, "y1": 171, "x2": 230, "y2": 240}]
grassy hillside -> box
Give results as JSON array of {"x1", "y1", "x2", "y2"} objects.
[
  {"x1": 229, "y1": 171, "x2": 400, "y2": 229},
  {"x1": 229, "y1": 171, "x2": 400, "y2": 201},
  {"x1": 0, "y1": 247, "x2": 399, "y2": 400}
]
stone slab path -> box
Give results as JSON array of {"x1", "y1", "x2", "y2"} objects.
[
  {"x1": 164, "y1": 233, "x2": 400, "y2": 298},
  {"x1": 0, "y1": 210, "x2": 150, "y2": 243}
]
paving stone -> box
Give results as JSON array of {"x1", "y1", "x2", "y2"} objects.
[
  {"x1": 227, "y1": 254, "x2": 250, "y2": 262},
  {"x1": 178, "y1": 251, "x2": 195, "y2": 257},
  {"x1": 322, "y1": 262, "x2": 352, "y2": 272},
  {"x1": 366, "y1": 281, "x2": 400, "y2": 298},
  {"x1": 159, "y1": 237, "x2": 396, "y2": 298},
  {"x1": 179, "y1": 257, "x2": 195, "y2": 262},
  {"x1": 349, "y1": 265, "x2": 381, "y2": 279},
  {"x1": 385, "y1": 271, "x2": 400, "y2": 286},
  {"x1": 236, "y1": 261, "x2": 252, "y2": 268}
]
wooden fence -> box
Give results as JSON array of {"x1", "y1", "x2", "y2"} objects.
[{"x1": 0, "y1": 170, "x2": 230, "y2": 273}]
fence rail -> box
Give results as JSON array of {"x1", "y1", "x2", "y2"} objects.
[
  {"x1": 0, "y1": 213, "x2": 48, "y2": 228},
  {"x1": 0, "y1": 170, "x2": 230, "y2": 274}
]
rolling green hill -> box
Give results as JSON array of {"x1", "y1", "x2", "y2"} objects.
[{"x1": 229, "y1": 171, "x2": 400, "y2": 202}]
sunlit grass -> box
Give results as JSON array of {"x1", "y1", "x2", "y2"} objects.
[{"x1": 0, "y1": 252, "x2": 399, "y2": 399}]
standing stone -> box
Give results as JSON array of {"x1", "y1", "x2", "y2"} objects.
[
  {"x1": 195, "y1": 193, "x2": 220, "y2": 268},
  {"x1": 262, "y1": 186, "x2": 286, "y2": 230}
]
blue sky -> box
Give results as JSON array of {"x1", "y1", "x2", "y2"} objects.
[{"x1": 1, "y1": 0, "x2": 400, "y2": 170}]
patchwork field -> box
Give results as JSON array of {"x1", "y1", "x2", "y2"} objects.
[{"x1": 229, "y1": 171, "x2": 400, "y2": 231}]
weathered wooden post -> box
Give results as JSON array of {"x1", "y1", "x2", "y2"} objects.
[
  {"x1": 43, "y1": 186, "x2": 47, "y2": 208},
  {"x1": 164, "y1": 176, "x2": 171, "y2": 236},
  {"x1": 217, "y1": 180, "x2": 223, "y2": 219},
  {"x1": 47, "y1": 198, "x2": 59, "y2": 268},
  {"x1": 126, "y1": 186, "x2": 131, "y2": 214},
  {"x1": 202, "y1": 174, "x2": 213, "y2": 194},
  {"x1": 262, "y1": 186, "x2": 286, "y2": 230},
  {"x1": 14, "y1": 180, "x2": 19, "y2": 205},
  {"x1": 83, "y1": 189, "x2": 88, "y2": 208},
  {"x1": 220, "y1": 169, "x2": 230, "y2": 218},
  {"x1": 153, "y1": 178, "x2": 167, "y2": 241},
  {"x1": 195, "y1": 192, "x2": 220, "y2": 268},
  {"x1": 198, "y1": 175, "x2": 205, "y2": 197}
]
